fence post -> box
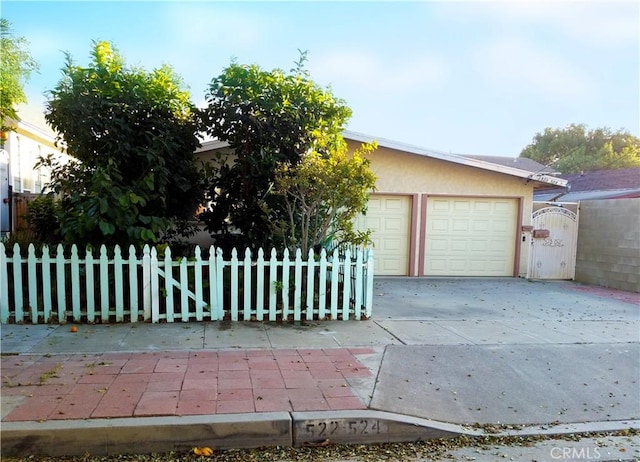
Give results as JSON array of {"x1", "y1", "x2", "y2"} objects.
[
  {"x1": 0, "y1": 244, "x2": 8, "y2": 323},
  {"x1": 256, "y1": 248, "x2": 264, "y2": 321},
  {"x1": 305, "y1": 249, "x2": 315, "y2": 321},
  {"x1": 164, "y1": 247, "x2": 174, "y2": 323},
  {"x1": 151, "y1": 247, "x2": 159, "y2": 323},
  {"x1": 113, "y1": 245, "x2": 124, "y2": 322},
  {"x1": 42, "y1": 246, "x2": 52, "y2": 322},
  {"x1": 85, "y1": 248, "x2": 95, "y2": 323},
  {"x1": 180, "y1": 254, "x2": 189, "y2": 322},
  {"x1": 55, "y1": 244, "x2": 65, "y2": 323},
  {"x1": 269, "y1": 248, "x2": 277, "y2": 321},
  {"x1": 142, "y1": 245, "x2": 151, "y2": 321},
  {"x1": 194, "y1": 246, "x2": 203, "y2": 322},
  {"x1": 28, "y1": 244, "x2": 38, "y2": 323},
  {"x1": 341, "y1": 248, "x2": 351, "y2": 321},
  {"x1": 281, "y1": 248, "x2": 290, "y2": 321},
  {"x1": 318, "y1": 249, "x2": 327, "y2": 320},
  {"x1": 243, "y1": 248, "x2": 252, "y2": 321},
  {"x1": 353, "y1": 249, "x2": 363, "y2": 320},
  {"x1": 128, "y1": 245, "x2": 138, "y2": 322},
  {"x1": 71, "y1": 245, "x2": 81, "y2": 322},
  {"x1": 215, "y1": 247, "x2": 224, "y2": 320},
  {"x1": 208, "y1": 246, "x2": 217, "y2": 320},
  {"x1": 12, "y1": 244, "x2": 23, "y2": 322},
  {"x1": 330, "y1": 248, "x2": 339, "y2": 320},
  {"x1": 365, "y1": 248, "x2": 374, "y2": 319},
  {"x1": 99, "y1": 245, "x2": 109, "y2": 323},
  {"x1": 230, "y1": 248, "x2": 239, "y2": 321},
  {"x1": 293, "y1": 249, "x2": 302, "y2": 321}
]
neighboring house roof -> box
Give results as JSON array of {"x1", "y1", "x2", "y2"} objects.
[
  {"x1": 197, "y1": 130, "x2": 568, "y2": 188},
  {"x1": 534, "y1": 168, "x2": 640, "y2": 201}
]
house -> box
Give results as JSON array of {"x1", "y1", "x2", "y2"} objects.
[
  {"x1": 196, "y1": 131, "x2": 566, "y2": 278},
  {"x1": 0, "y1": 105, "x2": 69, "y2": 235},
  {"x1": 533, "y1": 168, "x2": 640, "y2": 202}
]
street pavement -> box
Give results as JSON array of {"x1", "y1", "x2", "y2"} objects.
[{"x1": 1, "y1": 277, "x2": 639, "y2": 459}]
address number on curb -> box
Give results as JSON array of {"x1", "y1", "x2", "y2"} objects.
[{"x1": 300, "y1": 419, "x2": 388, "y2": 438}]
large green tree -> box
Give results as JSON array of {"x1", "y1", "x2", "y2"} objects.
[
  {"x1": 42, "y1": 41, "x2": 203, "y2": 248},
  {"x1": 0, "y1": 18, "x2": 38, "y2": 136},
  {"x1": 519, "y1": 124, "x2": 640, "y2": 174},
  {"x1": 199, "y1": 55, "x2": 359, "y2": 252}
]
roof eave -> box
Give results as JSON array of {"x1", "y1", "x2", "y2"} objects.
[
  {"x1": 343, "y1": 130, "x2": 568, "y2": 187},
  {"x1": 194, "y1": 129, "x2": 568, "y2": 188}
]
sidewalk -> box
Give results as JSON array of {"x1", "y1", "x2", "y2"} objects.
[
  {"x1": 1, "y1": 278, "x2": 639, "y2": 458},
  {"x1": 1, "y1": 340, "x2": 374, "y2": 420}
]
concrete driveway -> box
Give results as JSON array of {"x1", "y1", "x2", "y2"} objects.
[{"x1": 368, "y1": 277, "x2": 640, "y2": 426}]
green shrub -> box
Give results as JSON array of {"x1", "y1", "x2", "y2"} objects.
[{"x1": 26, "y1": 195, "x2": 62, "y2": 245}]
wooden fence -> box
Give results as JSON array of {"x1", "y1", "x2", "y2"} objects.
[
  {"x1": 0, "y1": 243, "x2": 374, "y2": 324},
  {"x1": 11, "y1": 192, "x2": 40, "y2": 233}
]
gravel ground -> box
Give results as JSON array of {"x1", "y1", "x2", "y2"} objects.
[{"x1": 3, "y1": 430, "x2": 638, "y2": 462}]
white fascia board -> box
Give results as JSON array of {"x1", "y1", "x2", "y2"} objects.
[
  {"x1": 195, "y1": 138, "x2": 230, "y2": 153},
  {"x1": 343, "y1": 130, "x2": 567, "y2": 188},
  {"x1": 14, "y1": 118, "x2": 59, "y2": 146}
]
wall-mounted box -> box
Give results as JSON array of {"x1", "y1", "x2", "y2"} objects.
[
  {"x1": 532, "y1": 229, "x2": 550, "y2": 238},
  {"x1": 521, "y1": 225, "x2": 534, "y2": 232}
]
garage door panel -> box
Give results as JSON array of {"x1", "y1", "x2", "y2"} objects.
[
  {"x1": 473, "y1": 220, "x2": 490, "y2": 232},
  {"x1": 453, "y1": 201, "x2": 470, "y2": 212},
  {"x1": 491, "y1": 220, "x2": 511, "y2": 232},
  {"x1": 431, "y1": 200, "x2": 450, "y2": 212},
  {"x1": 382, "y1": 238, "x2": 404, "y2": 252},
  {"x1": 450, "y1": 240, "x2": 469, "y2": 252},
  {"x1": 356, "y1": 195, "x2": 412, "y2": 276},
  {"x1": 469, "y1": 240, "x2": 488, "y2": 252},
  {"x1": 429, "y1": 239, "x2": 448, "y2": 252},
  {"x1": 493, "y1": 202, "x2": 512, "y2": 213},
  {"x1": 449, "y1": 260, "x2": 466, "y2": 271},
  {"x1": 424, "y1": 197, "x2": 517, "y2": 276},
  {"x1": 452, "y1": 219, "x2": 470, "y2": 232},
  {"x1": 429, "y1": 218, "x2": 447, "y2": 232},
  {"x1": 473, "y1": 201, "x2": 491, "y2": 212},
  {"x1": 385, "y1": 198, "x2": 405, "y2": 210}
]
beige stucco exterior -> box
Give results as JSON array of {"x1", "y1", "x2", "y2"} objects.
[{"x1": 346, "y1": 139, "x2": 535, "y2": 277}]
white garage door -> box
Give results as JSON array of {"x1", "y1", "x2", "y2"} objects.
[
  {"x1": 423, "y1": 197, "x2": 517, "y2": 276},
  {"x1": 356, "y1": 195, "x2": 412, "y2": 276}
]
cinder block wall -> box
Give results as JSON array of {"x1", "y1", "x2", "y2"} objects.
[{"x1": 575, "y1": 198, "x2": 640, "y2": 293}]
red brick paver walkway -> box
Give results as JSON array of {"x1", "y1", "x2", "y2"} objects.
[{"x1": 1, "y1": 348, "x2": 373, "y2": 422}]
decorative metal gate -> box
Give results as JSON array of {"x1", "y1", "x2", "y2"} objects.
[{"x1": 528, "y1": 203, "x2": 579, "y2": 280}]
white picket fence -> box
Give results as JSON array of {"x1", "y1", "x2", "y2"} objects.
[{"x1": 0, "y1": 243, "x2": 374, "y2": 324}]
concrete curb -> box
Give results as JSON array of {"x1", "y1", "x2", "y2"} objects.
[
  {"x1": 492, "y1": 419, "x2": 640, "y2": 438},
  {"x1": 3, "y1": 409, "x2": 638, "y2": 458},
  {"x1": 1, "y1": 412, "x2": 292, "y2": 457}
]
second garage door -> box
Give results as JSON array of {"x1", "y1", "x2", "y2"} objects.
[{"x1": 423, "y1": 197, "x2": 518, "y2": 276}]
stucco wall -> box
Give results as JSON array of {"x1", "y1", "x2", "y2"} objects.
[
  {"x1": 575, "y1": 198, "x2": 640, "y2": 292},
  {"x1": 363, "y1": 144, "x2": 535, "y2": 276}
]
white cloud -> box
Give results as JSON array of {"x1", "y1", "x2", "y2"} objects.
[
  {"x1": 164, "y1": 3, "x2": 271, "y2": 50},
  {"x1": 472, "y1": 36, "x2": 595, "y2": 100},
  {"x1": 480, "y1": 2, "x2": 638, "y2": 47},
  {"x1": 308, "y1": 48, "x2": 448, "y2": 94}
]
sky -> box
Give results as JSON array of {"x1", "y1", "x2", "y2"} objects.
[{"x1": 2, "y1": 0, "x2": 639, "y2": 157}]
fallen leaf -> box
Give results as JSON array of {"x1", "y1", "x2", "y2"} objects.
[{"x1": 193, "y1": 446, "x2": 214, "y2": 456}]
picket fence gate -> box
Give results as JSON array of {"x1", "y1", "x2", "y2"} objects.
[{"x1": 0, "y1": 243, "x2": 374, "y2": 324}]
